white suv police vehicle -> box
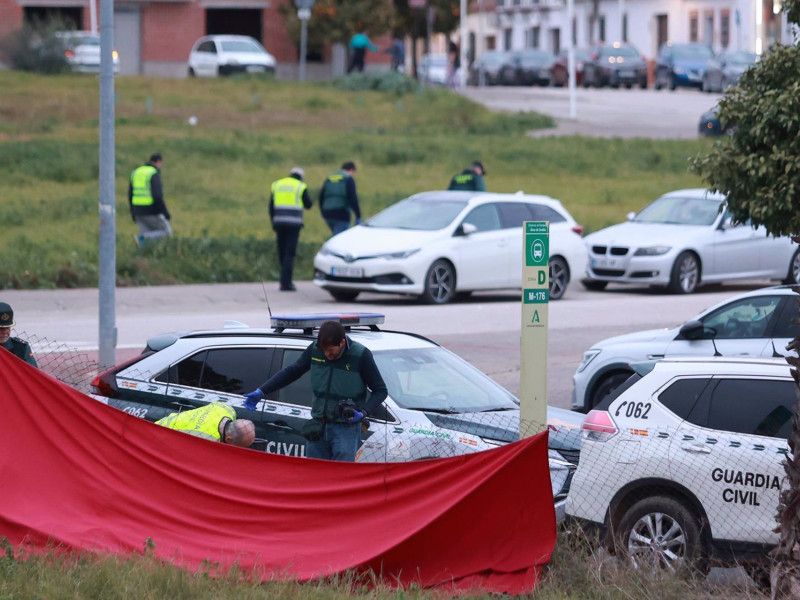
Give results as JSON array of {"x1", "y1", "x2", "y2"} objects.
[
  {"x1": 566, "y1": 357, "x2": 793, "y2": 573},
  {"x1": 91, "y1": 314, "x2": 583, "y2": 518}
]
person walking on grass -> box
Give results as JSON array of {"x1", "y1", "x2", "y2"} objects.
[
  {"x1": 129, "y1": 153, "x2": 172, "y2": 247},
  {"x1": 269, "y1": 167, "x2": 313, "y2": 292},
  {"x1": 319, "y1": 161, "x2": 361, "y2": 235}
]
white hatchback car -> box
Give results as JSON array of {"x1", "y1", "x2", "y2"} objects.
[
  {"x1": 566, "y1": 357, "x2": 792, "y2": 574},
  {"x1": 188, "y1": 35, "x2": 276, "y2": 77},
  {"x1": 313, "y1": 191, "x2": 587, "y2": 304},
  {"x1": 583, "y1": 188, "x2": 799, "y2": 294},
  {"x1": 572, "y1": 286, "x2": 800, "y2": 412}
]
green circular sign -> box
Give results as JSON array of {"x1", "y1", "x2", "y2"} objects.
[{"x1": 530, "y1": 239, "x2": 545, "y2": 264}]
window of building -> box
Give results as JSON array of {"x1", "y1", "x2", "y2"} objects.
[
  {"x1": 721, "y1": 10, "x2": 730, "y2": 48},
  {"x1": 656, "y1": 14, "x2": 668, "y2": 49},
  {"x1": 551, "y1": 28, "x2": 560, "y2": 53},
  {"x1": 690, "y1": 12, "x2": 699, "y2": 42},
  {"x1": 526, "y1": 26, "x2": 540, "y2": 48},
  {"x1": 599, "y1": 16, "x2": 606, "y2": 43},
  {"x1": 504, "y1": 28, "x2": 513, "y2": 50},
  {"x1": 486, "y1": 36, "x2": 496, "y2": 50},
  {"x1": 622, "y1": 13, "x2": 628, "y2": 42},
  {"x1": 572, "y1": 17, "x2": 577, "y2": 45},
  {"x1": 704, "y1": 11, "x2": 714, "y2": 46}
]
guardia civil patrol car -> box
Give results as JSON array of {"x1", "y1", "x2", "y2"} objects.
[
  {"x1": 566, "y1": 357, "x2": 792, "y2": 574},
  {"x1": 90, "y1": 314, "x2": 583, "y2": 519}
]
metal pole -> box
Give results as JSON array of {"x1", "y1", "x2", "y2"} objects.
[
  {"x1": 459, "y1": 0, "x2": 467, "y2": 88},
  {"x1": 98, "y1": 0, "x2": 117, "y2": 369},
  {"x1": 478, "y1": 0, "x2": 485, "y2": 86},
  {"x1": 90, "y1": 0, "x2": 98, "y2": 34},
  {"x1": 568, "y1": 0, "x2": 576, "y2": 118},
  {"x1": 299, "y1": 15, "x2": 308, "y2": 81}
]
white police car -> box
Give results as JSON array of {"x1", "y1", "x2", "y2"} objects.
[
  {"x1": 566, "y1": 357, "x2": 792, "y2": 573},
  {"x1": 90, "y1": 313, "x2": 583, "y2": 519}
]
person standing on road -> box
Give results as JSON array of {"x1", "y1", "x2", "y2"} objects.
[
  {"x1": 447, "y1": 160, "x2": 486, "y2": 192},
  {"x1": 347, "y1": 27, "x2": 378, "y2": 73},
  {"x1": 242, "y1": 321, "x2": 387, "y2": 462},
  {"x1": 0, "y1": 302, "x2": 38, "y2": 367},
  {"x1": 129, "y1": 153, "x2": 172, "y2": 247},
  {"x1": 269, "y1": 167, "x2": 313, "y2": 292},
  {"x1": 319, "y1": 161, "x2": 361, "y2": 235},
  {"x1": 156, "y1": 402, "x2": 256, "y2": 447},
  {"x1": 447, "y1": 39, "x2": 461, "y2": 88}
]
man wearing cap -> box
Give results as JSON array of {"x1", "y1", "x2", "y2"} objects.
[
  {"x1": 447, "y1": 161, "x2": 487, "y2": 192},
  {"x1": 269, "y1": 167, "x2": 313, "y2": 292},
  {"x1": 0, "y1": 302, "x2": 38, "y2": 367},
  {"x1": 156, "y1": 402, "x2": 256, "y2": 447},
  {"x1": 319, "y1": 161, "x2": 361, "y2": 236},
  {"x1": 129, "y1": 153, "x2": 172, "y2": 247}
]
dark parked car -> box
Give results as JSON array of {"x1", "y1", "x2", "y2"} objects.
[
  {"x1": 701, "y1": 50, "x2": 757, "y2": 92},
  {"x1": 468, "y1": 50, "x2": 510, "y2": 86},
  {"x1": 698, "y1": 103, "x2": 734, "y2": 136},
  {"x1": 499, "y1": 49, "x2": 555, "y2": 86},
  {"x1": 654, "y1": 42, "x2": 714, "y2": 90},
  {"x1": 551, "y1": 48, "x2": 591, "y2": 87},
  {"x1": 582, "y1": 43, "x2": 648, "y2": 89}
]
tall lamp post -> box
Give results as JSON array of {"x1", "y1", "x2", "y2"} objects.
[{"x1": 297, "y1": 0, "x2": 314, "y2": 81}]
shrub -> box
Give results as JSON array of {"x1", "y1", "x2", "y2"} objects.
[
  {"x1": 0, "y1": 19, "x2": 69, "y2": 74},
  {"x1": 332, "y1": 71, "x2": 420, "y2": 96}
]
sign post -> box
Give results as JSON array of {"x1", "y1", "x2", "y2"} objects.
[
  {"x1": 520, "y1": 221, "x2": 549, "y2": 438},
  {"x1": 296, "y1": 0, "x2": 314, "y2": 81}
]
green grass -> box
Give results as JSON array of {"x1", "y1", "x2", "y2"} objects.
[{"x1": 0, "y1": 70, "x2": 712, "y2": 289}]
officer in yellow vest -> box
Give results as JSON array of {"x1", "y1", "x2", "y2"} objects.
[
  {"x1": 270, "y1": 167, "x2": 313, "y2": 291},
  {"x1": 156, "y1": 402, "x2": 256, "y2": 447},
  {"x1": 128, "y1": 153, "x2": 172, "y2": 247},
  {"x1": 0, "y1": 302, "x2": 37, "y2": 368}
]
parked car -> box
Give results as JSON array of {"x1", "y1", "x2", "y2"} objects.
[
  {"x1": 582, "y1": 42, "x2": 648, "y2": 89},
  {"x1": 90, "y1": 313, "x2": 585, "y2": 520},
  {"x1": 698, "y1": 103, "x2": 730, "y2": 136},
  {"x1": 654, "y1": 42, "x2": 714, "y2": 90},
  {"x1": 468, "y1": 50, "x2": 510, "y2": 86},
  {"x1": 499, "y1": 49, "x2": 555, "y2": 86},
  {"x1": 54, "y1": 31, "x2": 119, "y2": 73},
  {"x1": 701, "y1": 50, "x2": 757, "y2": 93},
  {"x1": 418, "y1": 53, "x2": 449, "y2": 85},
  {"x1": 582, "y1": 188, "x2": 799, "y2": 294},
  {"x1": 551, "y1": 48, "x2": 591, "y2": 87},
  {"x1": 313, "y1": 191, "x2": 587, "y2": 304},
  {"x1": 571, "y1": 285, "x2": 800, "y2": 412},
  {"x1": 187, "y1": 35, "x2": 276, "y2": 77},
  {"x1": 567, "y1": 356, "x2": 792, "y2": 576}
]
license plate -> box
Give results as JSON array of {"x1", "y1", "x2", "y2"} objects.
[
  {"x1": 591, "y1": 258, "x2": 617, "y2": 269},
  {"x1": 246, "y1": 65, "x2": 265, "y2": 73},
  {"x1": 331, "y1": 266, "x2": 364, "y2": 278},
  {"x1": 620, "y1": 70, "x2": 635, "y2": 78}
]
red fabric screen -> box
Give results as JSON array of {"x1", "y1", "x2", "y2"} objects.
[{"x1": 0, "y1": 349, "x2": 555, "y2": 593}]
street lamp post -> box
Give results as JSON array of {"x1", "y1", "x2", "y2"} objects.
[{"x1": 296, "y1": 0, "x2": 314, "y2": 81}]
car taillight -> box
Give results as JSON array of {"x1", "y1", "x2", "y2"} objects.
[
  {"x1": 582, "y1": 410, "x2": 618, "y2": 442},
  {"x1": 90, "y1": 352, "x2": 151, "y2": 398},
  {"x1": 572, "y1": 225, "x2": 584, "y2": 237},
  {"x1": 64, "y1": 49, "x2": 75, "y2": 59}
]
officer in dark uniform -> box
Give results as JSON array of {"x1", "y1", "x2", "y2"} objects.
[
  {"x1": 0, "y1": 302, "x2": 38, "y2": 367},
  {"x1": 447, "y1": 160, "x2": 487, "y2": 192}
]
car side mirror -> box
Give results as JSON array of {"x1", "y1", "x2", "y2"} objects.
[
  {"x1": 679, "y1": 320, "x2": 708, "y2": 340},
  {"x1": 455, "y1": 222, "x2": 478, "y2": 236},
  {"x1": 626, "y1": 211, "x2": 636, "y2": 221}
]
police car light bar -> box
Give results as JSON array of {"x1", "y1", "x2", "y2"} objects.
[{"x1": 270, "y1": 313, "x2": 385, "y2": 333}]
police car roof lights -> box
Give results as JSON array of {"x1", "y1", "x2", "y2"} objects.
[{"x1": 270, "y1": 313, "x2": 385, "y2": 333}]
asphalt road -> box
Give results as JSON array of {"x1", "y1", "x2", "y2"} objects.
[
  {"x1": 461, "y1": 85, "x2": 723, "y2": 139},
  {"x1": 6, "y1": 279, "x2": 773, "y2": 409}
]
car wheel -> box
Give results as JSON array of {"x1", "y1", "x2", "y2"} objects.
[
  {"x1": 589, "y1": 371, "x2": 631, "y2": 409},
  {"x1": 783, "y1": 248, "x2": 800, "y2": 284},
  {"x1": 328, "y1": 290, "x2": 360, "y2": 302},
  {"x1": 654, "y1": 74, "x2": 663, "y2": 90},
  {"x1": 582, "y1": 74, "x2": 591, "y2": 88},
  {"x1": 615, "y1": 496, "x2": 707, "y2": 575},
  {"x1": 549, "y1": 257, "x2": 570, "y2": 300},
  {"x1": 669, "y1": 72, "x2": 677, "y2": 91},
  {"x1": 188, "y1": 67, "x2": 196, "y2": 77},
  {"x1": 582, "y1": 280, "x2": 608, "y2": 292},
  {"x1": 668, "y1": 252, "x2": 700, "y2": 294},
  {"x1": 421, "y1": 260, "x2": 456, "y2": 304}
]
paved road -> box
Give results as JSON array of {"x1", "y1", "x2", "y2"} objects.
[
  {"x1": 461, "y1": 85, "x2": 723, "y2": 139},
  {"x1": 5, "y1": 279, "x2": 771, "y2": 409}
]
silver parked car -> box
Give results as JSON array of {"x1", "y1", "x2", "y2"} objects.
[{"x1": 582, "y1": 188, "x2": 799, "y2": 294}]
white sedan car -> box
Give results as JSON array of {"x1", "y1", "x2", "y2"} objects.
[
  {"x1": 313, "y1": 191, "x2": 587, "y2": 304},
  {"x1": 54, "y1": 31, "x2": 119, "y2": 73},
  {"x1": 583, "y1": 188, "x2": 799, "y2": 294},
  {"x1": 188, "y1": 35, "x2": 276, "y2": 77}
]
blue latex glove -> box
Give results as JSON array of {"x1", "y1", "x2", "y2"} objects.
[
  {"x1": 355, "y1": 217, "x2": 362, "y2": 225},
  {"x1": 345, "y1": 408, "x2": 365, "y2": 424},
  {"x1": 243, "y1": 389, "x2": 263, "y2": 410}
]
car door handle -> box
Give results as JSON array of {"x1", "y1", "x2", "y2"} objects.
[
  {"x1": 265, "y1": 421, "x2": 294, "y2": 432},
  {"x1": 681, "y1": 442, "x2": 711, "y2": 454},
  {"x1": 170, "y1": 401, "x2": 196, "y2": 411}
]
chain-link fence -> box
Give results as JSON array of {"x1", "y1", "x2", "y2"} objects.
[{"x1": 16, "y1": 330, "x2": 100, "y2": 394}]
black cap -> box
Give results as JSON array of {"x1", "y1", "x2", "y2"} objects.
[
  {"x1": 471, "y1": 160, "x2": 485, "y2": 175},
  {"x1": 0, "y1": 302, "x2": 15, "y2": 328},
  {"x1": 149, "y1": 153, "x2": 163, "y2": 164},
  {"x1": 341, "y1": 161, "x2": 356, "y2": 172}
]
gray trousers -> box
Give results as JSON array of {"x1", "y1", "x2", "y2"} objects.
[{"x1": 135, "y1": 214, "x2": 172, "y2": 239}]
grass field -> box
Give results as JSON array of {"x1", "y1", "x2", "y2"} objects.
[{"x1": 0, "y1": 70, "x2": 712, "y2": 289}]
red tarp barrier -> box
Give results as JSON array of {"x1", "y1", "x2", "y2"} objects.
[{"x1": 0, "y1": 349, "x2": 555, "y2": 594}]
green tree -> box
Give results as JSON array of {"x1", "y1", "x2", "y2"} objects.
[{"x1": 692, "y1": 3, "x2": 800, "y2": 597}]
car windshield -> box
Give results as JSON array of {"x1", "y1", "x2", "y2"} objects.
[
  {"x1": 726, "y1": 51, "x2": 757, "y2": 65},
  {"x1": 634, "y1": 196, "x2": 723, "y2": 226},
  {"x1": 480, "y1": 52, "x2": 507, "y2": 65},
  {"x1": 220, "y1": 40, "x2": 264, "y2": 53},
  {"x1": 673, "y1": 44, "x2": 714, "y2": 60},
  {"x1": 373, "y1": 347, "x2": 519, "y2": 413},
  {"x1": 365, "y1": 197, "x2": 467, "y2": 230},
  {"x1": 517, "y1": 50, "x2": 552, "y2": 64},
  {"x1": 601, "y1": 46, "x2": 639, "y2": 58}
]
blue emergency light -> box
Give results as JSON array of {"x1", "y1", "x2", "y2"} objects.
[{"x1": 270, "y1": 313, "x2": 385, "y2": 333}]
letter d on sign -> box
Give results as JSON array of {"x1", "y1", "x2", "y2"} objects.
[{"x1": 538, "y1": 271, "x2": 546, "y2": 285}]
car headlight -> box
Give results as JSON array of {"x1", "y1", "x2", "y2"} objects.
[
  {"x1": 576, "y1": 349, "x2": 601, "y2": 373},
  {"x1": 375, "y1": 249, "x2": 420, "y2": 260},
  {"x1": 634, "y1": 246, "x2": 672, "y2": 256}
]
